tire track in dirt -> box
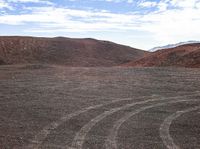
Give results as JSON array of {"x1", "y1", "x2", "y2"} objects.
[
  {"x1": 71, "y1": 92, "x2": 200, "y2": 149},
  {"x1": 26, "y1": 96, "x2": 156, "y2": 149},
  {"x1": 27, "y1": 92, "x2": 200, "y2": 149},
  {"x1": 71, "y1": 98, "x2": 162, "y2": 149},
  {"x1": 105, "y1": 97, "x2": 200, "y2": 149},
  {"x1": 159, "y1": 106, "x2": 200, "y2": 149}
]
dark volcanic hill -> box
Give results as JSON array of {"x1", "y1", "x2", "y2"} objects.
[
  {"x1": 0, "y1": 36, "x2": 147, "y2": 67},
  {"x1": 123, "y1": 43, "x2": 200, "y2": 68}
]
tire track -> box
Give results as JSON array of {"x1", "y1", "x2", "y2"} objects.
[
  {"x1": 105, "y1": 98, "x2": 200, "y2": 149},
  {"x1": 71, "y1": 98, "x2": 162, "y2": 149},
  {"x1": 159, "y1": 106, "x2": 200, "y2": 149},
  {"x1": 26, "y1": 92, "x2": 199, "y2": 149},
  {"x1": 71, "y1": 92, "x2": 200, "y2": 149},
  {"x1": 26, "y1": 96, "x2": 155, "y2": 149}
]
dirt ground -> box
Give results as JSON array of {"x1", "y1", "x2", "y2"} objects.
[{"x1": 0, "y1": 64, "x2": 200, "y2": 149}]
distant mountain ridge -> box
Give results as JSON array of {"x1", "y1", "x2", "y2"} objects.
[
  {"x1": 149, "y1": 41, "x2": 200, "y2": 52},
  {"x1": 0, "y1": 36, "x2": 148, "y2": 67}
]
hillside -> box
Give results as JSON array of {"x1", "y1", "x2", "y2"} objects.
[
  {"x1": 124, "y1": 43, "x2": 200, "y2": 68},
  {"x1": 0, "y1": 36, "x2": 147, "y2": 67}
]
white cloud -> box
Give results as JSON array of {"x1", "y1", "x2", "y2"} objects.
[
  {"x1": 1, "y1": 0, "x2": 200, "y2": 49},
  {"x1": 139, "y1": 5, "x2": 200, "y2": 44},
  {"x1": 105, "y1": 0, "x2": 133, "y2": 3},
  {"x1": 170, "y1": 0, "x2": 197, "y2": 8},
  {"x1": 69, "y1": 0, "x2": 134, "y2": 3},
  {"x1": 8, "y1": 0, "x2": 53, "y2": 5},
  {"x1": 0, "y1": 4, "x2": 200, "y2": 44},
  {"x1": 0, "y1": 7, "x2": 141, "y2": 30},
  {"x1": 138, "y1": 0, "x2": 169, "y2": 11},
  {"x1": 0, "y1": 0, "x2": 12, "y2": 9},
  {"x1": 138, "y1": 1, "x2": 157, "y2": 7}
]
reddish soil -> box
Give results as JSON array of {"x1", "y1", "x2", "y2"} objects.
[
  {"x1": 123, "y1": 43, "x2": 200, "y2": 68},
  {"x1": 0, "y1": 36, "x2": 147, "y2": 67}
]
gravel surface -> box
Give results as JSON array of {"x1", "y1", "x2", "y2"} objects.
[{"x1": 0, "y1": 64, "x2": 200, "y2": 149}]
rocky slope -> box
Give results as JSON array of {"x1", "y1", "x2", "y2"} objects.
[
  {"x1": 0, "y1": 36, "x2": 147, "y2": 67},
  {"x1": 124, "y1": 43, "x2": 200, "y2": 68}
]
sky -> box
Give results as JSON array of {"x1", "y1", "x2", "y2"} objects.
[{"x1": 0, "y1": 0, "x2": 200, "y2": 50}]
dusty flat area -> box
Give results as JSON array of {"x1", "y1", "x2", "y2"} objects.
[{"x1": 0, "y1": 65, "x2": 200, "y2": 149}]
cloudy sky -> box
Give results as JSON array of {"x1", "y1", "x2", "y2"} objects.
[{"x1": 0, "y1": 0, "x2": 200, "y2": 50}]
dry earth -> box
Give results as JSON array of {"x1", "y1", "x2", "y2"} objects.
[
  {"x1": 0, "y1": 36, "x2": 147, "y2": 67},
  {"x1": 0, "y1": 64, "x2": 200, "y2": 149},
  {"x1": 124, "y1": 44, "x2": 200, "y2": 68}
]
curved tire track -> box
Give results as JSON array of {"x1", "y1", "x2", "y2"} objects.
[
  {"x1": 71, "y1": 92, "x2": 200, "y2": 149},
  {"x1": 26, "y1": 92, "x2": 199, "y2": 149},
  {"x1": 26, "y1": 96, "x2": 154, "y2": 149},
  {"x1": 105, "y1": 98, "x2": 200, "y2": 149},
  {"x1": 71, "y1": 98, "x2": 161, "y2": 149},
  {"x1": 159, "y1": 106, "x2": 200, "y2": 149}
]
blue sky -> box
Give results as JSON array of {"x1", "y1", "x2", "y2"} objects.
[{"x1": 0, "y1": 0, "x2": 200, "y2": 50}]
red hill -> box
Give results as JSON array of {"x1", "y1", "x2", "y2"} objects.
[
  {"x1": 124, "y1": 43, "x2": 200, "y2": 68},
  {"x1": 0, "y1": 36, "x2": 147, "y2": 67}
]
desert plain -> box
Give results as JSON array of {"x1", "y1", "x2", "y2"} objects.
[{"x1": 0, "y1": 64, "x2": 200, "y2": 149}]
